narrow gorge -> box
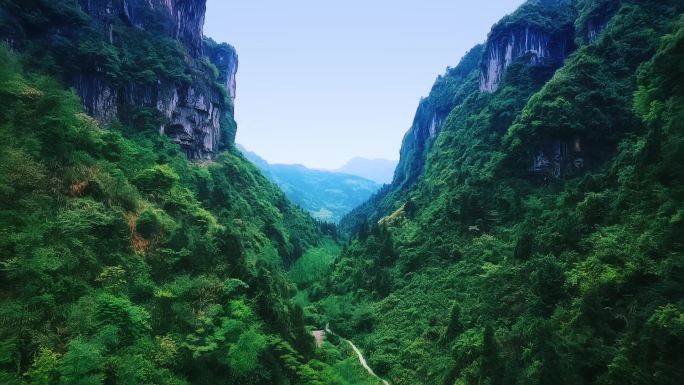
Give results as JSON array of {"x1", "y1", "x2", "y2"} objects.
[{"x1": 0, "y1": 0, "x2": 683, "y2": 385}]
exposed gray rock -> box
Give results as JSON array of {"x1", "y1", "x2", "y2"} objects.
[
  {"x1": 393, "y1": 0, "x2": 576, "y2": 190},
  {"x1": 587, "y1": 14, "x2": 612, "y2": 43},
  {"x1": 204, "y1": 38, "x2": 239, "y2": 99},
  {"x1": 480, "y1": 26, "x2": 572, "y2": 92},
  {"x1": 393, "y1": 102, "x2": 451, "y2": 187},
  {"x1": 117, "y1": 80, "x2": 227, "y2": 159},
  {"x1": 392, "y1": 46, "x2": 483, "y2": 189},
  {"x1": 79, "y1": 0, "x2": 207, "y2": 57},
  {"x1": 530, "y1": 137, "x2": 586, "y2": 180},
  {"x1": 68, "y1": 0, "x2": 236, "y2": 159},
  {"x1": 72, "y1": 74, "x2": 118, "y2": 123},
  {"x1": 577, "y1": 0, "x2": 618, "y2": 44}
]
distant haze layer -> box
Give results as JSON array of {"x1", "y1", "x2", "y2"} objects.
[{"x1": 238, "y1": 145, "x2": 382, "y2": 222}]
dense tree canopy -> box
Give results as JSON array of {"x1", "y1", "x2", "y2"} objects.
[
  {"x1": 1, "y1": 0, "x2": 683, "y2": 384},
  {"x1": 315, "y1": 1, "x2": 684, "y2": 384}
]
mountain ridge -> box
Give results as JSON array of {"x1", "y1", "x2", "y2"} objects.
[
  {"x1": 1, "y1": 1, "x2": 683, "y2": 385},
  {"x1": 334, "y1": 157, "x2": 398, "y2": 185},
  {"x1": 238, "y1": 144, "x2": 382, "y2": 222},
  {"x1": 318, "y1": 1, "x2": 684, "y2": 384},
  {"x1": 0, "y1": 1, "x2": 380, "y2": 384}
]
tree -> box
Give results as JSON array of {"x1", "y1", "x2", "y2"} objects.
[
  {"x1": 227, "y1": 329, "x2": 267, "y2": 376},
  {"x1": 58, "y1": 339, "x2": 104, "y2": 385},
  {"x1": 25, "y1": 347, "x2": 61, "y2": 385},
  {"x1": 481, "y1": 325, "x2": 503, "y2": 385},
  {"x1": 405, "y1": 197, "x2": 418, "y2": 218},
  {"x1": 513, "y1": 231, "x2": 534, "y2": 261},
  {"x1": 443, "y1": 303, "x2": 464, "y2": 343}
]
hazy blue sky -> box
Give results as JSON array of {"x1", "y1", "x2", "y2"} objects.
[{"x1": 204, "y1": 0, "x2": 524, "y2": 169}]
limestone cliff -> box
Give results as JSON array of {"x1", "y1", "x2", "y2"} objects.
[
  {"x1": 1, "y1": 0, "x2": 237, "y2": 159},
  {"x1": 392, "y1": 45, "x2": 483, "y2": 189},
  {"x1": 479, "y1": 25, "x2": 573, "y2": 92},
  {"x1": 340, "y1": 0, "x2": 578, "y2": 232},
  {"x1": 577, "y1": 0, "x2": 618, "y2": 44},
  {"x1": 81, "y1": 0, "x2": 236, "y2": 159},
  {"x1": 80, "y1": 0, "x2": 206, "y2": 58},
  {"x1": 479, "y1": 0, "x2": 575, "y2": 92},
  {"x1": 395, "y1": 0, "x2": 575, "y2": 188},
  {"x1": 204, "y1": 38, "x2": 239, "y2": 99}
]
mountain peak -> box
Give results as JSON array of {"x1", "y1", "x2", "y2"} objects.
[
  {"x1": 237, "y1": 146, "x2": 382, "y2": 222},
  {"x1": 335, "y1": 157, "x2": 398, "y2": 184}
]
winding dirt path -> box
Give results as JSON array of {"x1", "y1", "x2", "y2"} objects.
[{"x1": 325, "y1": 324, "x2": 390, "y2": 385}]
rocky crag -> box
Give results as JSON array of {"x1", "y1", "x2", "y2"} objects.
[
  {"x1": 1, "y1": 0, "x2": 238, "y2": 159},
  {"x1": 397, "y1": 0, "x2": 577, "y2": 189},
  {"x1": 341, "y1": 0, "x2": 604, "y2": 232}
]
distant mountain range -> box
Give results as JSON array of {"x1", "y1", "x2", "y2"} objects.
[
  {"x1": 237, "y1": 145, "x2": 382, "y2": 222},
  {"x1": 335, "y1": 157, "x2": 398, "y2": 184}
]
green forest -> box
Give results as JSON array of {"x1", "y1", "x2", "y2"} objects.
[{"x1": 1, "y1": 0, "x2": 683, "y2": 384}]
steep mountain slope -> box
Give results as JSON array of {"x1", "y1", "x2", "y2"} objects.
[
  {"x1": 335, "y1": 158, "x2": 398, "y2": 185},
  {"x1": 0, "y1": 1, "x2": 379, "y2": 384},
  {"x1": 3, "y1": 1, "x2": 683, "y2": 384},
  {"x1": 0, "y1": 46, "x2": 323, "y2": 385},
  {"x1": 340, "y1": 0, "x2": 578, "y2": 234},
  {"x1": 0, "y1": 0, "x2": 238, "y2": 159},
  {"x1": 239, "y1": 146, "x2": 382, "y2": 223},
  {"x1": 321, "y1": 1, "x2": 684, "y2": 384}
]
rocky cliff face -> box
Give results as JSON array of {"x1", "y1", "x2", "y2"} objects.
[
  {"x1": 340, "y1": 0, "x2": 621, "y2": 234},
  {"x1": 75, "y1": 0, "x2": 235, "y2": 159},
  {"x1": 73, "y1": 74, "x2": 119, "y2": 124},
  {"x1": 393, "y1": 102, "x2": 447, "y2": 188},
  {"x1": 587, "y1": 16, "x2": 609, "y2": 43},
  {"x1": 79, "y1": 0, "x2": 206, "y2": 57},
  {"x1": 343, "y1": 0, "x2": 579, "y2": 232},
  {"x1": 394, "y1": 0, "x2": 576, "y2": 189},
  {"x1": 529, "y1": 137, "x2": 588, "y2": 180},
  {"x1": 1, "y1": 0, "x2": 236, "y2": 159},
  {"x1": 74, "y1": 73, "x2": 231, "y2": 159},
  {"x1": 575, "y1": 0, "x2": 619, "y2": 44},
  {"x1": 480, "y1": 25, "x2": 573, "y2": 92},
  {"x1": 204, "y1": 38, "x2": 239, "y2": 99},
  {"x1": 392, "y1": 46, "x2": 483, "y2": 189}
]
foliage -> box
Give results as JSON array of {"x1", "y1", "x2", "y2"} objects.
[
  {"x1": 2, "y1": 1, "x2": 684, "y2": 384},
  {"x1": 317, "y1": 1, "x2": 684, "y2": 385},
  {"x1": 0, "y1": 43, "x2": 329, "y2": 385}
]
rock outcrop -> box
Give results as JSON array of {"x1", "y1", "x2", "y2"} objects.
[
  {"x1": 480, "y1": 25, "x2": 573, "y2": 92},
  {"x1": 76, "y1": 0, "x2": 234, "y2": 159},
  {"x1": 73, "y1": 71, "x2": 231, "y2": 159},
  {"x1": 392, "y1": 46, "x2": 483, "y2": 189},
  {"x1": 79, "y1": 0, "x2": 207, "y2": 58},
  {"x1": 204, "y1": 38, "x2": 239, "y2": 99},
  {"x1": 1, "y1": 0, "x2": 237, "y2": 159},
  {"x1": 393, "y1": 1, "x2": 577, "y2": 189},
  {"x1": 479, "y1": 0, "x2": 575, "y2": 93},
  {"x1": 73, "y1": 74, "x2": 119, "y2": 124},
  {"x1": 340, "y1": 0, "x2": 612, "y2": 234},
  {"x1": 587, "y1": 17, "x2": 609, "y2": 43},
  {"x1": 576, "y1": 0, "x2": 619, "y2": 44},
  {"x1": 530, "y1": 137, "x2": 587, "y2": 180}
]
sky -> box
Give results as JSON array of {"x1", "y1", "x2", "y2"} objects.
[{"x1": 204, "y1": 0, "x2": 524, "y2": 169}]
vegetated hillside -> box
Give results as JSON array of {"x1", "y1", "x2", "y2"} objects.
[
  {"x1": 337, "y1": 43, "x2": 486, "y2": 234},
  {"x1": 335, "y1": 158, "x2": 398, "y2": 185},
  {"x1": 239, "y1": 145, "x2": 382, "y2": 223},
  {"x1": 0, "y1": 1, "x2": 380, "y2": 384},
  {"x1": 0, "y1": 0, "x2": 238, "y2": 159},
  {"x1": 0, "y1": 46, "x2": 323, "y2": 385},
  {"x1": 319, "y1": 1, "x2": 684, "y2": 384}
]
